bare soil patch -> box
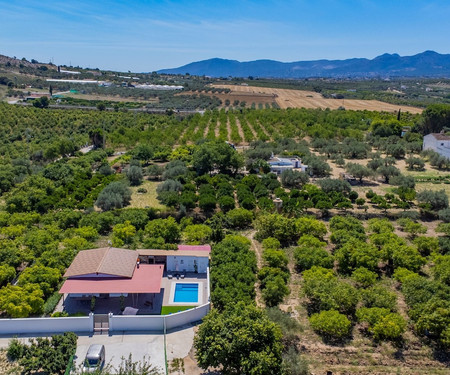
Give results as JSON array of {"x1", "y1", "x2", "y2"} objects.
[
  {"x1": 0, "y1": 349, "x2": 21, "y2": 374},
  {"x1": 235, "y1": 117, "x2": 246, "y2": 144},
  {"x1": 247, "y1": 230, "x2": 265, "y2": 307},
  {"x1": 214, "y1": 119, "x2": 220, "y2": 138},
  {"x1": 226, "y1": 117, "x2": 232, "y2": 142},
  {"x1": 203, "y1": 117, "x2": 211, "y2": 138}
]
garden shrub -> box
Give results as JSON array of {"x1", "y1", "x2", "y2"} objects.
[{"x1": 309, "y1": 310, "x2": 351, "y2": 341}]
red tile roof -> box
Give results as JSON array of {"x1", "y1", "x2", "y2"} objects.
[
  {"x1": 64, "y1": 248, "x2": 138, "y2": 278},
  {"x1": 59, "y1": 264, "x2": 164, "y2": 294}
]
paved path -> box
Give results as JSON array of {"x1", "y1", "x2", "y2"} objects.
[
  {"x1": 166, "y1": 324, "x2": 195, "y2": 361},
  {"x1": 74, "y1": 332, "x2": 165, "y2": 373}
]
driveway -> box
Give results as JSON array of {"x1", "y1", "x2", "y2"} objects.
[
  {"x1": 0, "y1": 324, "x2": 197, "y2": 374},
  {"x1": 74, "y1": 332, "x2": 166, "y2": 373}
]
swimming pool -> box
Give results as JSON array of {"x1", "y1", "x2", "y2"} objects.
[{"x1": 173, "y1": 283, "x2": 199, "y2": 303}]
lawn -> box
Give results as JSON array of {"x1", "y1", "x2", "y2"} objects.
[
  {"x1": 161, "y1": 306, "x2": 193, "y2": 315},
  {"x1": 129, "y1": 180, "x2": 166, "y2": 210}
]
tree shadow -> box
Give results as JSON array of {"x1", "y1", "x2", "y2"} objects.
[
  {"x1": 432, "y1": 345, "x2": 450, "y2": 364},
  {"x1": 319, "y1": 332, "x2": 354, "y2": 347}
]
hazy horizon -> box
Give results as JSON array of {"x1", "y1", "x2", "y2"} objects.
[{"x1": 1, "y1": 0, "x2": 450, "y2": 72}]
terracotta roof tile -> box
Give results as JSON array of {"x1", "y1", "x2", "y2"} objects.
[
  {"x1": 64, "y1": 247, "x2": 138, "y2": 278},
  {"x1": 60, "y1": 264, "x2": 164, "y2": 294}
]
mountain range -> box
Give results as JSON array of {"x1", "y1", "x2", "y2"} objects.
[{"x1": 158, "y1": 51, "x2": 450, "y2": 78}]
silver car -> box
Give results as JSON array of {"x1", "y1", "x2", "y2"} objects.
[{"x1": 83, "y1": 344, "x2": 105, "y2": 373}]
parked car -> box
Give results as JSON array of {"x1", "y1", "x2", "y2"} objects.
[{"x1": 83, "y1": 344, "x2": 105, "y2": 373}]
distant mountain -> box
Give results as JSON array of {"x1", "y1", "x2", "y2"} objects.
[{"x1": 158, "y1": 51, "x2": 450, "y2": 78}]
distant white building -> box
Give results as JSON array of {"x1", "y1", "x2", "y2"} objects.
[
  {"x1": 60, "y1": 69, "x2": 81, "y2": 75},
  {"x1": 268, "y1": 156, "x2": 308, "y2": 175},
  {"x1": 423, "y1": 133, "x2": 450, "y2": 159}
]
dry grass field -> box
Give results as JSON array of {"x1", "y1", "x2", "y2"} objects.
[
  {"x1": 213, "y1": 84, "x2": 423, "y2": 114},
  {"x1": 129, "y1": 180, "x2": 165, "y2": 210}
]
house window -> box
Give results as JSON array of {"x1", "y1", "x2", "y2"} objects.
[
  {"x1": 442, "y1": 143, "x2": 444, "y2": 146},
  {"x1": 180, "y1": 260, "x2": 184, "y2": 264}
]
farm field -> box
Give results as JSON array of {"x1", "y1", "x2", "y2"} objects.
[
  {"x1": 58, "y1": 92, "x2": 159, "y2": 104},
  {"x1": 176, "y1": 89, "x2": 277, "y2": 108},
  {"x1": 274, "y1": 239, "x2": 447, "y2": 375},
  {"x1": 213, "y1": 84, "x2": 423, "y2": 114}
]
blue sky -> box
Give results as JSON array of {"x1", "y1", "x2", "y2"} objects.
[{"x1": 1, "y1": 0, "x2": 449, "y2": 72}]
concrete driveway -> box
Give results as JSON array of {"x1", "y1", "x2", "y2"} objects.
[
  {"x1": 74, "y1": 332, "x2": 166, "y2": 373},
  {"x1": 0, "y1": 324, "x2": 198, "y2": 374}
]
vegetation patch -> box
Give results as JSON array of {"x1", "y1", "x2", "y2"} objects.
[
  {"x1": 129, "y1": 180, "x2": 166, "y2": 210},
  {"x1": 161, "y1": 305, "x2": 193, "y2": 315}
]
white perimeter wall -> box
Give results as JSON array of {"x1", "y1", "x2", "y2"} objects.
[
  {"x1": 0, "y1": 305, "x2": 210, "y2": 335},
  {"x1": 0, "y1": 315, "x2": 93, "y2": 335},
  {"x1": 109, "y1": 303, "x2": 210, "y2": 332}
]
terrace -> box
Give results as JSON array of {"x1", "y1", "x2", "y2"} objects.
[{"x1": 59, "y1": 272, "x2": 208, "y2": 315}]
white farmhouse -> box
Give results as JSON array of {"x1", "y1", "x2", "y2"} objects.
[
  {"x1": 268, "y1": 156, "x2": 308, "y2": 175},
  {"x1": 423, "y1": 133, "x2": 450, "y2": 159}
]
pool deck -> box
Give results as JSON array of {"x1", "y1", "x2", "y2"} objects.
[{"x1": 161, "y1": 273, "x2": 209, "y2": 307}]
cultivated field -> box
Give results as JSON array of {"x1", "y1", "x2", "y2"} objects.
[
  {"x1": 63, "y1": 92, "x2": 159, "y2": 103},
  {"x1": 176, "y1": 90, "x2": 277, "y2": 108},
  {"x1": 213, "y1": 84, "x2": 423, "y2": 113}
]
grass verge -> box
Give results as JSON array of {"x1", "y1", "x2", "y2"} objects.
[{"x1": 161, "y1": 306, "x2": 193, "y2": 315}]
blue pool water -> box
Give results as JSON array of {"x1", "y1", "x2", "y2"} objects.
[{"x1": 174, "y1": 283, "x2": 199, "y2": 303}]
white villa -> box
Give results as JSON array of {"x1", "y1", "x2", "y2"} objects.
[
  {"x1": 59, "y1": 245, "x2": 211, "y2": 315},
  {"x1": 268, "y1": 156, "x2": 308, "y2": 175},
  {"x1": 423, "y1": 133, "x2": 450, "y2": 159}
]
